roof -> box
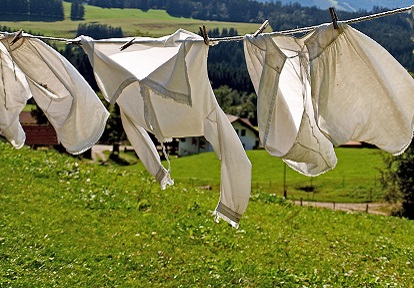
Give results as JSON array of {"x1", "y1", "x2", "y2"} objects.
[
  {"x1": 226, "y1": 114, "x2": 259, "y2": 136},
  {"x1": 19, "y1": 111, "x2": 37, "y2": 125}
]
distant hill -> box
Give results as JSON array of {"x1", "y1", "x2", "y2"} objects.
[{"x1": 256, "y1": 0, "x2": 413, "y2": 12}]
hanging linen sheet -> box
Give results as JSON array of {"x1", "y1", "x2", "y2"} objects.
[
  {"x1": 79, "y1": 30, "x2": 252, "y2": 228},
  {"x1": 306, "y1": 23, "x2": 414, "y2": 155},
  {"x1": 0, "y1": 33, "x2": 109, "y2": 154},
  {"x1": 0, "y1": 42, "x2": 32, "y2": 149},
  {"x1": 244, "y1": 31, "x2": 337, "y2": 176},
  {"x1": 244, "y1": 23, "x2": 414, "y2": 176}
]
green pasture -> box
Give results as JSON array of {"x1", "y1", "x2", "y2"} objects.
[
  {"x1": 0, "y1": 141, "x2": 413, "y2": 286},
  {"x1": 120, "y1": 146, "x2": 386, "y2": 203},
  {"x1": 0, "y1": 1, "x2": 264, "y2": 39}
]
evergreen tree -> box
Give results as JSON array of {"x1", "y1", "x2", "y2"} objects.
[
  {"x1": 71, "y1": 0, "x2": 85, "y2": 21},
  {"x1": 141, "y1": 0, "x2": 149, "y2": 11},
  {"x1": 27, "y1": 0, "x2": 64, "y2": 20},
  {"x1": 380, "y1": 141, "x2": 414, "y2": 219},
  {"x1": 76, "y1": 23, "x2": 123, "y2": 39}
]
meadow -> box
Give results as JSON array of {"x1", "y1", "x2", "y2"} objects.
[
  {"x1": 1, "y1": 141, "x2": 413, "y2": 287},
  {"x1": 1, "y1": 3, "x2": 414, "y2": 286},
  {"x1": 118, "y1": 146, "x2": 387, "y2": 204},
  {"x1": 0, "y1": 1, "x2": 264, "y2": 39}
]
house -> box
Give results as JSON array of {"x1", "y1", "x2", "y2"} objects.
[
  {"x1": 19, "y1": 111, "x2": 59, "y2": 148},
  {"x1": 178, "y1": 114, "x2": 259, "y2": 156}
]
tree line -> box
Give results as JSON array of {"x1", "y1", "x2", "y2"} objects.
[
  {"x1": 0, "y1": 0, "x2": 64, "y2": 21},
  {"x1": 65, "y1": 1, "x2": 414, "y2": 74}
]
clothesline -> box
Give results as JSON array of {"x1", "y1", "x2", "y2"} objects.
[
  {"x1": 2, "y1": 11, "x2": 414, "y2": 228},
  {"x1": 0, "y1": 4, "x2": 412, "y2": 46},
  {"x1": 209, "y1": 5, "x2": 414, "y2": 42}
]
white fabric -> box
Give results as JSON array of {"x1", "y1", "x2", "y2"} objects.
[
  {"x1": 244, "y1": 33, "x2": 337, "y2": 176},
  {"x1": 0, "y1": 42, "x2": 31, "y2": 148},
  {"x1": 79, "y1": 30, "x2": 252, "y2": 227},
  {"x1": 244, "y1": 23, "x2": 414, "y2": 176},
  {"x1": 306, "y1": 23, "x2": 414, "y2": 155},
  {"x1": 120, "y1": 109, "x2": 173, "y2": 190},
  {"x1": 0, "y1": 33, "x2": 109, "y2": 154}
]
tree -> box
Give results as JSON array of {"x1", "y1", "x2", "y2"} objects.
[
  {"x1": 141, "y1": 0, "x2": 149, "y2": 11},
  {"x1": 71, "y1": 0, "x2": 85, "y2": 21},
  {"x1": 76, "y1": 23, "x2": 123, "y2": 39},
  {"x1": 380, "y1": 142, "x2": 414, "y2": 219}
]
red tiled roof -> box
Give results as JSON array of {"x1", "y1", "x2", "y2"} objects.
[
  {"x1": 19, "y1": 111, "x2": 37, "y2": 125},
  {"x1": 23, "y1": 125, "x2": 58, "y2": 145},
  {"x1": 226, "y1": 114, "x2": 258, "y2": 135}
]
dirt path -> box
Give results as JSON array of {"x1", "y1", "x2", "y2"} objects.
[
  {"x1": 91, "y1": 145, "x2": 111, "y2": 162},
  {"x1": 294, "y1": 200, "x2": 395, "y2": 216}
]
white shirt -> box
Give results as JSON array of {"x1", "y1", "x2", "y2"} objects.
[
  {"x1": 307, "y1": 23, "x2": 414, "y2": 155},
  {"x1": 0, "y1": 33, "x2": 109, "y2": 154},
  {"x1": 244, "y1": 23, "x2": 414, "y2": 176},
  {"x1": 79, "y1": 30, "x2": 252, "y2": 228},
  {"x1": 244, "y1": 32, "x2": 337, "y2": 176},
  {"x1": 0, "y1": 41, "x2": 31, "y2": 148}
]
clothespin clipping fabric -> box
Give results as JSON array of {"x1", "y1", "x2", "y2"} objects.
[
  {"x1": 253, "y1": 20, "x2": 270, "y2": 37},
  {"x1": 329, "y1": 7, "x2": 339, "y2": 29},
  {"x1": 10, "y1": 30, "x2": 23, "y2": 45},
  {"x1": 120, "y1": 38, "x2": 135, "y2": 51},
  {"x1": 199, "y1": 25, "x2": 209, "y2": 45}
]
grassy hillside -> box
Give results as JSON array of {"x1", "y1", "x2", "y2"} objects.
[
  {"x1": 120, "y1": 146, "x2": 386, "y2": 203},
  {"x1": 0, "y1": 141, "x2": 413, "y2": 286},
  {"x1": 0, "y1": 1, "x2": 264, "y2": 39}
]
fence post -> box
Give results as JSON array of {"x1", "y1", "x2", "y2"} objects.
[{"x1": 283, "y1": 163, "x2": 287, "y2": 198}]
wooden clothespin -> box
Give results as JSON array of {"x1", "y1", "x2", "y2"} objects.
[
  {"x1": 329, "y1": 7, "x2": 339, "y2": 29},
  {"x1": 10, "y1": 29, "x2": 23, "y2": 45},
  {"x1": 253, "y1": 20, "x2": 270, "y2": 37},
  {"x1": 66, "y1": 39, "x2": 81, "y2": 46},
  {"x1": 120, "y1": 38, "x2": 135, "y2": 51},
  {"x1": 199, "y1": 25, "x2": 209, "y2": 45}
]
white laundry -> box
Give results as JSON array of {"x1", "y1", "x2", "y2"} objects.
[
  {"x1": 79, "y1": 30, "x2": 252, "y2": 228},
  {"x1": 306, "y1": 23, "x2": 414, "y2": 155},
  {"x1": 0, "y1": 42, "x2": 31, "y2": 148},
  {"x1": 244, "y1": 33, "x2": 337, "y2": 176},
  {"x1": 0, "y1": 33, "x2": 109, "y2": 154}
]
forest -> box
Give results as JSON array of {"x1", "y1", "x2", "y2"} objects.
[{"x1": 0, "y1": 0, "x2": 64, "y2": 21}]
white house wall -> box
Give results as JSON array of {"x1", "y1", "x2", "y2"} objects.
[
  {"x1": 178, "y1": 136, "x2": 213, "y2": 156},
  {"x1": 232, "y1": 122, "x2": 257, "y2": 150}
]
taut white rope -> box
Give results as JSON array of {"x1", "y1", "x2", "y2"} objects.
[{"x1": 0, "y1": 5, "x2": 412, "y2": 45}]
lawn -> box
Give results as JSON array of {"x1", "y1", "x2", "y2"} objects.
[
  {"x1": 0, "y1": 141, "x2": 413, "y2": 287},
  {"x1": 122, "y1": 146, "x2": 387, "y2": 203},
  {"x1": 0, "y1": 1, "x2": 265, "y2": 39}
]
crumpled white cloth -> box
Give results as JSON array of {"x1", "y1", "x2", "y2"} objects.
[
  {"x1": 79, "y1": 30, "x2": 252, "y2": 227},
  {"x1": 307, "y1": 23, "x2": 414, "y2": 155},
  {"x1": 0, "y1": 42, "x2": 31, "y2": 148},
  {"x1": 244, "y1": 23, "x2": 414, "y2": 177},
  {"x1": 0, "y1": 33, "x2": 109, "y2": 154},
  {"x1": 244, "y1": 32, "x2": 337, "y2": 176}
]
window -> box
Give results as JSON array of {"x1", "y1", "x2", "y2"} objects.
[
  {"x1": 235, "y1": 129, "x2": 239, "y2": 135},
  {"x1": 241, "y1": 129, "x2": 246, "y2": 136}
]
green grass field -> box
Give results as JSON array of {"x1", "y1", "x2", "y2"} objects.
[
  {"x1": 1, "y1": 3, "x2": 413, "y2": 286},
  {"x1": 0, "y1": 141, "x2": 413, "y2": 286},
  {"x1": 0, "y1": 1, "x2": 264, "y2": 39},
  {"x1": 120, "y1": 146, "x2": 386, "y2": 203}
]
